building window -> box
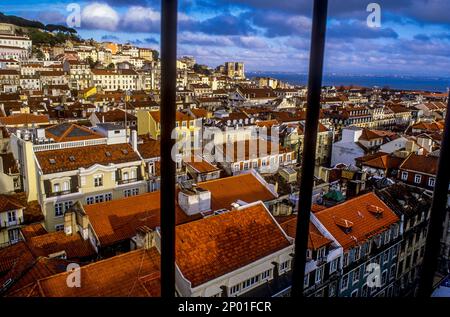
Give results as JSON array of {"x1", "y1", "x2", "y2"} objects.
[
  {"x1": 124, "y1": 188, "x2": 139, "y2": 197},
  {"x1": 330, "y1": 258, "x2": 339, "y2": 274},
  {"x1": 241, "y1": 275, "x2": 260, "y2": 291},
  {"x1": 343, "y1": 252, "x2": 349, "y2": 267},
  {"x1": 414, "y1": 174, "x2": 422, "y2": 184},
  {"x1": 351, "y1": 289, "x2": 359, "y2": 297},
  {"x1": 261, "y1": 269, "x2": 271, "y2": 280},
  {"x1": 383, "y1": 251, "x2": 389, "y2": 264},
  {"x1": 354, "y1": 246, "x2": 361, "y2": 261},
  {"x1": 8, "y1": 228, "x2": 19, "y2": 242},
  {"x1": 401, "y1": 171, "x2": 408, "y2": 181},
  {"x1": 315, "y1": 266, "x2": 324, "y2": 284},
  {"x1": 64, "y1": 201, "x2": 73, "y2": 212},
  {"x1": 95, "y1": 195, "x2": 104, "y2": 203},
  {"x1": 86, "y1": 196, "x2": 94, "y2": 205},
  {"x1": 352, "y1": 267, "x2": 360, "y2": 284},
  {"x1": 428, "y1": 177, "x2": 435, "y2": 187},
  {"x1": 341, "y1": 274, "x2": 349, "y2": 291},
  {"x1": 280, "y1": 260, "x2": 290, "y2": 272},
  {"x1": 384, "y1": 230, "x2": 391, "y2": 244},
  {"x1": 304, "y1": 273, "x2": 309, "y2": 288},
  {"x1": 94, "y1": 174, "x2": 103, "y2": 187},
  {"x1": 55, "y1": 224, "x2": 64, "y2": 232},
  {"x1": 381, "y1": 270, "x2": 388, "y2": 286},
  {"x1": 63, "y1": 181, "x2": 70, "y2": 191},
  {"x1": 317, "y1": 247, "x2": 326, "y2": 261},
  {"x1": 230, "y1": 284, "x2": 240, "y2": 296},
  {"x1": 7, "y1": 210, "x2": 17, "y2": 223},
  {"x1": 55, "y1": 203, "x2": 64, "y2": 217},
  {"x1": 361, "y1": 284, "x2": 368, "y2": 297},
  {"x1": 389, "y1": 264, "x2": 396, "y2": 280},
  {"x1": 391, "y1": 245, "x2": 398, "y2": 258},
  {"x1": 105, "y1": 193, "x2": 112, "y2": 201},
  {"x1": 53, "y1": 183, "x2": 60, "y2": 193},
  {"x1": 393, "y1": 224, "x2": 399, "y2": 239}
]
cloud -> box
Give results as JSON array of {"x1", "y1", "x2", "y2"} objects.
[
  {"x1": 36, "y1": 11, "x2": 66, "y2": 25},
  {"x1": 122, "y1": 5, "x2": 161, "y2": 33},
  {"x1": 180, "y1": 13, "x2": 256, "y2": 36},
  {"x1": 327, "y1": 21, "x2": 399, "y2": 39},
  {"x1": 245, "y1": 12, "x2": 311, "y2": 38},
  {"x1": 234, "y1": 36, "x2": 268, "y2": 49},
  {"x1": 414, "y1": 34, "x2": 430, "y2": 41},
  {"x1": 81, "y1": 2, "x2": 120, "y2": 31}
]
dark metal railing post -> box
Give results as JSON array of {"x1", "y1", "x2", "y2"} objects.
[
  {"x1": 417, "y1": 91, "x2": 450, "y2": 297},
  {"x1": 160, "y1": 0, "x2": 178, "y2": 298},
  {"x1": 291, "y1": 0, "x2": 328, "y2": 297}
]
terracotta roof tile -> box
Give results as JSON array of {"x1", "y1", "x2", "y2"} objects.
[
  {"x1": 84, "y1": 173, "x2": 275, "y2": 247},
  {"x1": 279, "y1": 217, "x2": 332, "y2": 250},
  {"x1": 138, "y1": 138, "x2": 160, "y2": 159},
  {"x1": 315, "y1": 192, "x2": 399, "y2": 250},
  {"x1": 197, "y1": 173, "x2": 276, "y2": 211},
  {"x1": 37, "y1": 248, "x2": 160, "y2": 297},
  {"x1": 184, "y1": 156, "x2": 219, "y2": 174},
  {"x1": 399, "y1": 153, "x2": 438, "y2": 175},
  {"x1": 176, "y1": 202, "x2": 292, "y2": 287},
  {"x1": 27, "y1": 231, "x2": 96, "y2": 260},
  {"x1": 0, "y1": 114, "x2": 49, "y2": 126},
  {"x1": 35, "y1": 143, "x2": 140, "y2": 174},
  {"x1": 20, "y1": 223, "x2": 47, "y2": 240}
]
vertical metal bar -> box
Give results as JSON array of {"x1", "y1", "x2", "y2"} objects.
[
  {"x1": 291, "y1": 0, "x2": 328, "y2": 297},
  {"x1": 160, "y1": 0, "x2": 178, "y2": 298},
  {"x1": 417, "y1": 91, "x2": 450, "y2": 297}
]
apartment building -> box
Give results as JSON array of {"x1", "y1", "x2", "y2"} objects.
[
  {"x1": 377, "y1": 183, "x2": 432, "y2": 296},
  {"x1": 397, "y1": 153, "x2": 450, "y2": 275},
  {"x1": 314, "y1": 192, "x2": 401, "y2": 297},
  {"x1": 91, "y1": 69, "x2": 139, "y2": 91},
  {"x1": 0, "y1": 69, "x2": 20, "y2": 92},
  {"x1": 279, "y1": 216, "x2": 343, "y2": 297},
  {"x1": 0, "y1": 35, "x2": 32, "y2": 51},
  {"x1": 9, "y1": 123, "x2": 146, "y2": 232},
  {"x1": 63, "y1": 60, "x2": 92, "y2": 90},
  {"x1": 214, "y1": 139, "x2": 296, "y2": 175},
  {"x1": 0, "y1": 192, "x2": 42, "y2": 248},
  {"x1": 174, "y1": 201, "x2": 294, "y2": 297},
  {"x1": 137, "y1": 110, "x2": 202, "y2": 152}
]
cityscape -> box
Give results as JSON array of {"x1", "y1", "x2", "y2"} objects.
[{"x1": 0, "y1": 0, "x2": 450, "y2": 301}]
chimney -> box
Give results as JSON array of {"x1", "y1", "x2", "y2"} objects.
[
  {"x1": 131, "y1": 129, "x2": 138, "y2": 151},
  {"x1": 134, "y1": 226, "x2": 154, "y2": 250},
  {"x1": 178, "y1": 185, "x2": 211, "y2": 216},
  {"x1": 64, "y1": 211, "x2": 76, "y2": 236}
]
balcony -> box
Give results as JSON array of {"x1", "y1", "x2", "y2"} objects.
[
  {"x1": 117, "y1": 178, "x2": 141, "y2": 185},
  {"x1": 46, "y1": 188, "x2": 79, "y2": 198},
  {"x1": 0, "y1": 217, "x2": 23, "y2": 229}
]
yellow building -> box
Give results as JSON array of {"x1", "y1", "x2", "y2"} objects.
[
  {"x1": 137, "y1": 110, "x2": 202, "y2": 152},
  {"x1": 10, "y1": 123, "x2": 147, "y2": 232}
]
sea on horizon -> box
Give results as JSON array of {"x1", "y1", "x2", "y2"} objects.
[{"x1": 247, "y1": 72, "x2": 450, "y2": 93}]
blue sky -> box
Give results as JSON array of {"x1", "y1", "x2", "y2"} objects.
[{"x1": 2, "y1": 0, "x2": 450, "y2": 76}]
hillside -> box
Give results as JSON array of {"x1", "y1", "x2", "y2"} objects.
[{"x1": 0, "y1": 12, "x2": 77, "y2": 34}]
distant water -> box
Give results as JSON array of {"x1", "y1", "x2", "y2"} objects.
[{"x1": 247, "y1": 72, "x2": 450, "y2": 93}]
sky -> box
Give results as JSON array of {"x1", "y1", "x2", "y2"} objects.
[{"x1": 2, "y1": 0, "x2": 450, "y2": 77}]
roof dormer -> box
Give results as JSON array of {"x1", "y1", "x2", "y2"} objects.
[
  {"x1": 334, "y1": 217, "x2": 354, "y2": 234},
  {"x1": 367, "y1": 204, "x2": 384, "y2": 218}
]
